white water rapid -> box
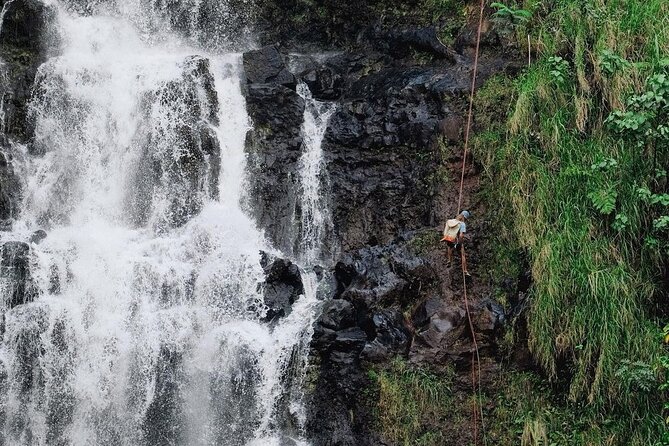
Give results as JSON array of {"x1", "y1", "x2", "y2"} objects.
[{"x1": 0, "y1": 2, "x2": 333, "y2": 445}]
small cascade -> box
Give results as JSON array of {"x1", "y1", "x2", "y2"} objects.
[
  {"x1": 295, "y1": 82, "x2": 336, "y2": 265},
  {"x1": 0, "y1": 0, "x2": 15, "y2": 35}
]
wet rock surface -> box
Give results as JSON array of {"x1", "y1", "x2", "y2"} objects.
[
  {"x1": 305, "y1": 237, "x2": 507, "y2": 444},
  {"x1": 131, "y1": 56, "x2": 221, "y2": 229},
  {"x1": 260, "y1": 252, "x2": 305, "y2": 322},
  {"x1": 0, "y1": 0, "x2": 57, "y2": 142},
  {"x1": 240, "y1": 7, "x2": 522, "y2": 443},
  {"x1": 244, "y1": 46, "x2": 306, "y2": 254},
  {"x1": 0, "y1": 141, "x2": 21, "y2": 229},
  {"x1": 0, "y1": 241, "x2": 38, "y2": 309}
]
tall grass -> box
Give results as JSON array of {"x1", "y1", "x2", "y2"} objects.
[
  {"x1": 473, "y1": 0, "x2": 669, "y2": 443},
  {"x1": 369, "y1": 359, "x2": 454, "y2": 445}
]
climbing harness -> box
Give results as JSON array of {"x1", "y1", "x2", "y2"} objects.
[{"x1": 456, "y1": 0, "x2": 487, "y2": 444}]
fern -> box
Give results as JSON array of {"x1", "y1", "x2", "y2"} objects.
[{"x1": 588, "y1": 188, "x2": 617, "y2": 214}]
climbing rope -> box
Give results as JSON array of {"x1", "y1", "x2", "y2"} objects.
[{"x1": 456, "y1": 0, "x2": 488, "y2": 444}]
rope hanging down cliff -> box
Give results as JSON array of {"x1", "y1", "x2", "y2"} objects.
[{"x1": 456, "y1": 0, "x2": 487, "y2": 444}]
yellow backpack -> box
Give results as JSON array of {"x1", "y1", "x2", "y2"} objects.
[{"x1": 441, "y1": 219, "x2": 461, "y2": 242}]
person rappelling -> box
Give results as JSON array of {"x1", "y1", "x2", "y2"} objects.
[{"x1": 441, "y1": 210, "x2": 471, "y2": 277}]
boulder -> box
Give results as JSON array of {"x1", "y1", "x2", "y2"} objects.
[
  {"x1": 318, "y1": 298, "x2": 356, "y2": 330},
  {"x1": 29, "y1": 229, "x2": 46, "y2": 244},
  {"x1": 409, "y1": 296, "x2": 506, "y2": 368},
  {"x1": 361, "y1": 309, "x2": 411, "y2": 361},
  {"x1": 243, "y1": 45, "x2": 296, "y2": 88},
  {"x1": 260, "y1": 253, "x2": 304, "y2": 322}
]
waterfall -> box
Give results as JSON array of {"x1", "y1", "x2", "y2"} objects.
[
  {"x1": 0, "y1": 2, "x2": 328, "y2": 445},
  {"x1": 295, "y1": 82, "x2": 336, "y2": 266}
]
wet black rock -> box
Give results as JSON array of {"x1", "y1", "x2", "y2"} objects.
[
  {"x1": 371, "y1": 26, "x2": 460, "y2": 62},
  {"x1": 361, "y1": 309, "x2": 411, "y2": 361},
  {"x1": 243, "y1": 45, "x2": 296, "y2": 88},
  {"x1": 0, "y1": 146, "x2": 21, "y2": 230},
  {"x1": 0, "y1": 241, "x2": 38, "y2": 308},
  {"x1": 243, "y1": 46, "x2": 305, "y2": 254},
  {"x1": 323, "y1": 66, "x2": 466, "y2": 252},
  {"x1": 260, "y1": 254, "x2": 304, "y2": 322},
  {"x1": 335, "y1": 243, "x2": 438, "y2": 310},
  {"x1": 318, "y1": 299, "x2": 356, "y2": 330},
  {"x1": 1, "y1": 0, "x2": 57, "y2": 142},
  {"x1": 306, "y1": 242, "x2": 436, "y2": 445}
]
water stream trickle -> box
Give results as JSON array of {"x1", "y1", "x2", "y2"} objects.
[
  {"x1": 295, "y1": 82, "x2": 336, "y2": 266},
  {"x1": 0, "y1": 2, "x2": 333, "y2": 445},
  {"x1": 0, "y1": 0, "x2": 16, "y2": 36}
]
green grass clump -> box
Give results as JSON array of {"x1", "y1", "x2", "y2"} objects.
[
  {"x1": 471, "y1": 0, "x2": 669, "y2": 443},
  {"x1": 368, "y1": 359, "x2": 454, "y2": 445},
  {"x1": 486, "y1": 371, "x2": 660, "y2": 446}
]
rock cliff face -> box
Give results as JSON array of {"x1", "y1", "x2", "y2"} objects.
[
  {"x1": 0, "y1": 0, "x2": 527, "y2": 444},
  {"x1": 241, "y1": 2, "x2": 524, "y2": 443}
]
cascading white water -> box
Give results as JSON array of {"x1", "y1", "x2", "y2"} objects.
[
  {"x1": 295, "y1": 82, "x2": 336, "y2": 266},
  {"x1": 0, "y1": 2, "x2": 332, "y2": 445}
]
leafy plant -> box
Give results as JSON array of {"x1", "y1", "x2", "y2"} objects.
[
  {"x1": 612, "y1": 213, "x2": 629, "y2": 231},
  {"x1": 615, "y1": 360, "x2": 656, "y2": 392},
  {"x1": 591, "y1": 157, "x2": 618, "y2": 171},
  {"x1": 600, "y1": 49, "x2": 631, "y2": 76},
  {"x1": 548, "y1": 56, "x2": 570, "y2": 86},
  {"x1": 653, "y1": 216, "x2": 669, "y2": 231},
  {"x1": 588, "y1": 188, "x2": 617, "y2": 214},
  {"x1": 490, "y1": 2, "x2": 532, "y2": 26}
]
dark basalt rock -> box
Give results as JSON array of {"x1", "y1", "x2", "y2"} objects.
[
  {"x1": 0, "y1": 145, "x2": 21, "y2": 230},
  {"x1": 0, "y1": 0, "x2": 56, "y2": 227},
  {"x1": 300, "y1": 63, "x2": 345, "y2": 101},
  {"x1": 260, "y1": 253, "x2": 304, "y2": 322},
  {"x1": 243, "y1": 47, "x2": 306, "y2": 254},
  {"x1": 318, "y1": 299, "x2": 356, "y2": 331},
  {"x1": 409, "y1": 296, "x2": 506, "y2": 368},
  {"x1": 1, "y1": 241, "x2": 38, "y2": 309},
  {"x1": 323, "y1": 69, "x2": 460, "y2": 252},
  {"x1": 361, "y1": 309, "x2": 411, "y2": 362},
  {"x1": 370, "y1": 26, "x2": 460, "y2": 62},
  {"x1": 243, "y1": 45, "x2": 296, "y2": 88},
  {"x1": 1, "y1": 0, "x2": 57, "y2": 142},
  {"x1": 306, "y1": 242, "x2": 436, "y2": 445},
  {"x1": 335, "y1": 243, "x2": 438, "y2": 310}
]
